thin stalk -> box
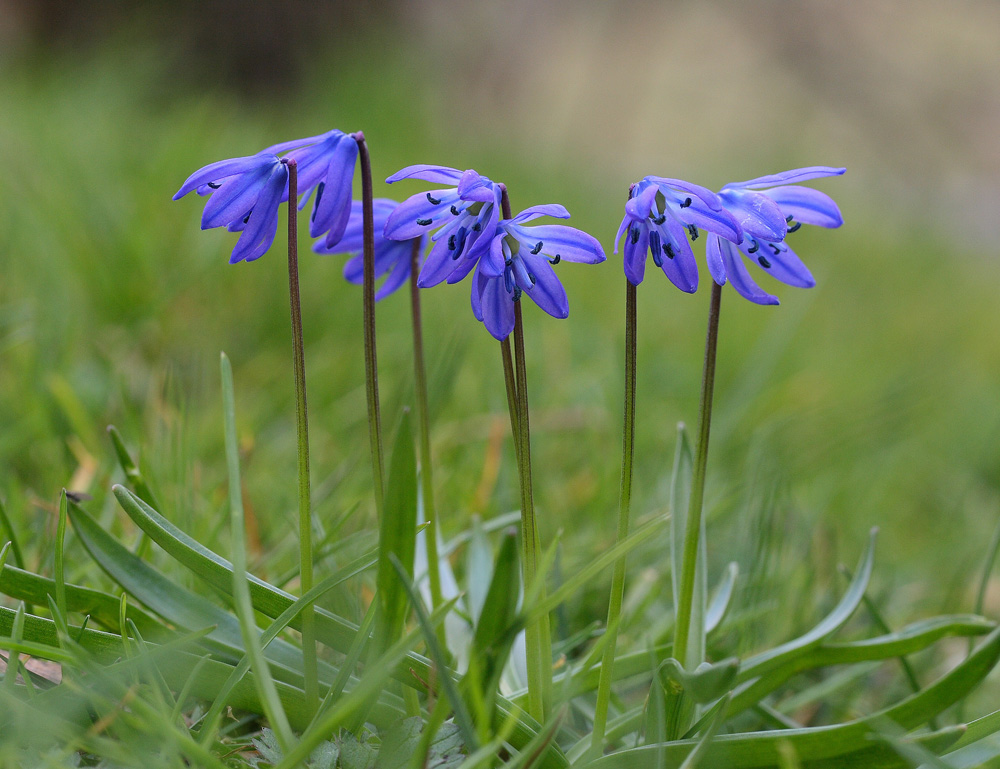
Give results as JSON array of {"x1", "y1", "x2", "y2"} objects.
[
  {"x1": 500, "y1": 338, "x2": 521, "y2": 464},
  {"x1": 354, "y1": 132, "x2": 386, "y2": 516},
  {"x1": 409, "y1": 238, "x2": 444, "y2": 613},
  {"x1": 282, "y1": 158, "x2": 318, "y2": 711},
  {"x1": 592, "y1": 279, "x2": 637, "y2": 751},
  {"x1": 673, "y1": 281, "x2": 722, "y2": 669}
]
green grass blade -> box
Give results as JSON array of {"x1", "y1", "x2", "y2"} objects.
[
  {"x1": 55, "y1": 490, "x2": 68, "y2": 623},
  {"x1": 221, "y1": 351, "x2": 296, "y2": 752},
  {"x1": 0, "y1": 495, "x2": 25, "y2": 570},
  {"x1": 705, "y1": 562, "x2": 738, "y2": 634}
]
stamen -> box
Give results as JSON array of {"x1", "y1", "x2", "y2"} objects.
[
  {"x1": 243, "y1": 211, "x2": 252, "y2": 224},
  {"x1": 426, "y1": 192, "x2": 441, "y2": 205},
  {"x1": 472, "y1": 222, "x2": 481, "y2": 232},
  {"x1": 549, "y1": 255, "x2": 561, "y2": 265},
  {"x1": 652, "y1": 214, "x2": 666, "y2": 225},
  {"x1": 207, "y1": 181, "x2": 222, "y2": 189},
  {"x1": 312, "y1": 182, "x2": 325, "y2": 222},
  {"x1": 630, "y1": 227, "x2": 640, "y2": 245},
  {"x1": 788, "y1": 221, "x2": 802, "y2": 233},
  {"x1": 528, "y1": 273, "x2": 536, "y2": 286},
  {"x1": 680, "y1": 197, "x2": 692, "y2": 208},
  {"x1": 687, "y1": 224, "x2": 699, "y2": 241},
  {"x1": 650, "y1": 233, "x2": 663, "y2": 267},
  {"x1": 770, "y1": 243, "x2": 781, "y2": 254},
  {"x1": 504, "y1": 266, "x2": 514, "y2": 294},
  {"x1": 664, "y1": 243, "x2": 675, "y2": 259},
  {"x1": 448, "y1": 235, "x2": 456, "y2": 251},
  {"x1": 747, "y1": 240, "x2": 759, "y2": 254},
  {"x1": 416, "y1": 218, "x2": 433, "y2": 226},
  {"x1": 758, "y1": 255, "x2": 772, "y2": 269},
  {"x1": 530, "y1": 241, "x2": 543, "y2": 255},
  {"x1": 450, "y1": 205, "x2": 461, "y2": 216}
]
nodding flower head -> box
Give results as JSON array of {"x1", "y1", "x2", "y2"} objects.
[
  {"x1": 707, "y1": 166, "x2": 845, "y2": 305},
  {"x1": 314, "y1": 198, "x2": 423, "y2": 301},
  {"x1": 471, "y1": 204, "x2": 606, "y2": 341},
  {"x1": 173, "y1": 128, "x2": 361, "y2": 262},
  {"x1": 384, "y1": 165, "x2": 503, "y2": 288},
  {"x1": 614, "y1": 176, "x2": 741, "y2": 290}
]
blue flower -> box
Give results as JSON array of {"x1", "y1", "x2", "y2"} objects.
[
  {"x1": 384, "y1": 165, "x2": 503, "y2": 287},
  {"x1": 706, "y1": 166, "x2": 845, "y2": 305},
  {"x1": 314, "y1": 198, "x2": 423, "y2": 301},
  {"x1": 614, "y1": 176, "x2": 742, "y2": 290},
  {"x1": 173, "y1": 129, "x2": 360, "y2": 263},
  {"x1": 471, "y1": 204, "x2": 606, "y2": 340},
  {"x1": 173, "y1": 152, "x2": 291, "y2": 264},
  {"x1": 280, "y1": 129, "x2": 360, "y2": 249}
]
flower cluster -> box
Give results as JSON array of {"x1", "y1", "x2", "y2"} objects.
[
  {"x1": 173, "y1": 129, "x2": 360, "y2": 263},
  {"x1": 616, "y1": 167, "x2": 844, "y2": 304}
]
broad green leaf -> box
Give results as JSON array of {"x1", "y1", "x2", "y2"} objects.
[
  {"x1": 669, "y1": 424, "x2": 705, "y2": 671},
  {"x1": 377, "y1": 717, "x2": 465, "y2": 769},
  {"x1": 658, "y1": 657, "x2": 739, "y2": 704},
  {"x1": 587, "y1": 624, "x2": 1000, "y2": 769},
  {"x1": 375, "y1": 411, "x2": 418, "y2": 658}
]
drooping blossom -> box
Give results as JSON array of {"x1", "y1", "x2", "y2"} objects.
[
  {"x1": 471, "y1": 205, "x2": 606, "y2": 340},
  {"x1": 384, "y1": 165, "x2": 503, "y2": 287},
  {"x1": 173, "y1": 129, "x2": 360, "y2": 262},
  {"x1": 614, "y1": 177, "x2": 742, "y2": 290},
  {"x1": 314, "y1": 198, "x2": 423, "y2": 301},
  {"x1": 706, "y1": 167, "x2": 845, "y2": 304}
]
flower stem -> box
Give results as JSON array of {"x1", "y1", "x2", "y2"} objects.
[
  {"x1": 282, "y1": 158, "x2": 318, "y2": 711},
  {"x1": 354, "y1": 133, "x2": 385, "y2": 516},
  {"x1": 498, "y1": 184, "x2": 551, "y2": 721},
  {"x1": 673, "y1": 281, "x2": 722, "y2": 669},
  {"x1": 592, "y1": 278, "x2": 637, "y2": 751},
  {"x1": 409, "y1": 239, "x2": 444, "y2": 616}
]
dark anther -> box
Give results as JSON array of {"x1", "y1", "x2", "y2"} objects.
[
  {"x1": 528, "y1": 273, "x2": 536, "y2": 286},
  {"x1": 664, "y1": 243, "x2": 675, "y2": 259},
  {"x1": 426, "y1": 192, "x2": 441, "y2": 205},
  {"x1": 788, "y1": 222, "x2": 802, "y2": 233},
  {"x1": 416, "y1": 218, "x2": 433, "y2": 226},
  {"x1": 652, "y1": 214, "x2": 666, "y2": 225},
  {"x1": 758, "y1": 255, "x2": 772, "y2": 269},
  {"x1": 770, "y1": 243, "x2": 781, "y2": 254},
  {"x1": 747, "y1": 241, "x2": 759, "y2": 254},
  {"x1": 243, "y1": 212, "x2": 252, "y2": 224},
  {"x1": 448, "y1": 235, "x2": 456, "y2": 251},
  {"x1": 687, "y1": 224, "x2": 699, "y2": 241},
  {"x1": 530, "y1": 241, "x2": 543, "y2": 255},
  {"x1": 630, "y1": 227, "x2": 640, "y2": 244},
  {"x1": 472, "y1": 222, "x2": 481, "y2": 231},
  {"x1": 450, "y1": 205, "x2": 461, "y2": 216},
  {"x1": 680, "y1": 197, "x2": 692, "y2": 208},
  {"x1": 312, "y1": 182, "x2": 325, "y2": 221},
  {"x1": 652, "y1": 250, "x2": 663, "y2": 268},
  {"x1": 207, "y1": 181, "x2": 222, "y2": 189},
  {"x1": 549, "y1": 255, "x2": 561, "y2": 265}
]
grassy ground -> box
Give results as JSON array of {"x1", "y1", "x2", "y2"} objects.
[{"x1": 1, "y1": 36, "x2": 999, "y2": 678}]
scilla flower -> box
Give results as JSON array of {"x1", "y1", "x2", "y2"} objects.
[
  {"x1": 384, "y1": 165, "x2": 503, "y2": 287},
  {"x1": 472, "y1": 204, "x2": 605, "y2": 340},
  {"x1": 314, "y1": 198, "x2": 422, "y2": 300},
  {"x1": 614, "y1": 177, "x2": 742, "y2": 290},
  {"x1": 706, "y1": 166, "x2": 845, "y2": 304}
]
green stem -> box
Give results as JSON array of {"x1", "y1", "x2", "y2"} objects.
[
  {"x1": 409, "y1": 238, "x2": 444, "y2": 617},
  {"x1": 355, "y1": 132, "x2": 385, "y2": 516},
  {"x1": 673, "y1": 281, "x2": 722, "y2": 669},
  {"x1": 592, "y1": 279, "x2": 637, "y2": 750},
  {"x1": 500, "y1": 338, "x2": 521, "y2": 464},
  {"x1": 282, "y1": 158, "x2": 318, "y2": 711}
]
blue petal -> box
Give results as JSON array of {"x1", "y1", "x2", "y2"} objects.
[
  {"x1": 719, "y1": 239, "x2": 779, "y2": 305},
  {"x1": 311, "y1": 139, "x2": 359, "y2": 243},
  {"x1": 417, "y1": 233, "x2": 462, "y2": 288},
  {"x1": 520, "y1": 253, "x2": 569, "y2": 319},
  {"x1": 383, "y1": 188, "x2": 459, "y2": 240},
  {"x1": 445, "y1": 251, "x2": 478, "y2": 284},
  {"x1": 262, "y1": 130, "x2": 331, "y2": 156},
  {"x1": 386, "y1": 164, "x2": 464, "y2": 185},
  {"x1": 625, "y1": 183, "x2": 658, "y2": 220},
  {"x1": 746, "y1": 241, "x2": 815, "y2": 288},
  {"x1": 705, "y1": 235, "x2": 728, "y2": 287},
  {"x1": 763, "y1": 186, "x2": 843, "y2": 228},
  {"x1": 718, "y1": 188, "x2": 786, "y2": 241},
  {"x1": 509, "y1": 224, "x2": 606, "y2": 264},
  {"x1": 230, "y1": 163, "x2": 287, "y2": 263},
  {"x1": 623, "y1": 222, "x2": 649, "y2": 285},
  {"x1": 731, "y1": 166, "x2": 846, "y2": 189},
  {"x1": 656, "y1": 217, "x2": 698, "y2": 293},
  {"x1": 201, "y1": 162, "x2": 277, "y2": 229},
  {"x1": 173, "y1": 153, "x2": 273, "y2": 200},
  {"x1": 645, "y1": 176, "x2": 724, "y2": 211},
  {"x1": 677, "y1": 198, "x2": 742, "y2": 243},
  {"x1": 482, "y1": 234, "x2": 506, "y2": 278},
  {"x1": 457, "y1": 170, "x2": 497, "y2": 202},
  {"x1": 509, "y1": 204, "x2": 571, "y2": 224},
  {"x1": 374, "y1": 246, "x2": 413, "y2": 300},
  {"x1": 479, "y1": 271, "x2": 516, "y2": 340},
  {"x1": 612, "y1": 213, "x2": 631, "y2": 255},
  {"x1": 464, "y1": 201, "x2": 500, "y2": 261}
]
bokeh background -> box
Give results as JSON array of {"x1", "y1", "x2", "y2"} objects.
[{"x1": 2, "y1": 1, "x2": 999, "y2": 643}]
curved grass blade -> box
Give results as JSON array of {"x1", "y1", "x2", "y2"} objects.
[
  {"x1": 705, "y1": 562, "x2": 738, "y2": 635},
  {"x1": 0, "y1": 495, "x2": 25, "y2": 570}
]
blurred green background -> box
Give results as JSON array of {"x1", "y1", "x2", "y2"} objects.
[{"x1": 1, "y1": 0, "x2": 999, "y2": 638}]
